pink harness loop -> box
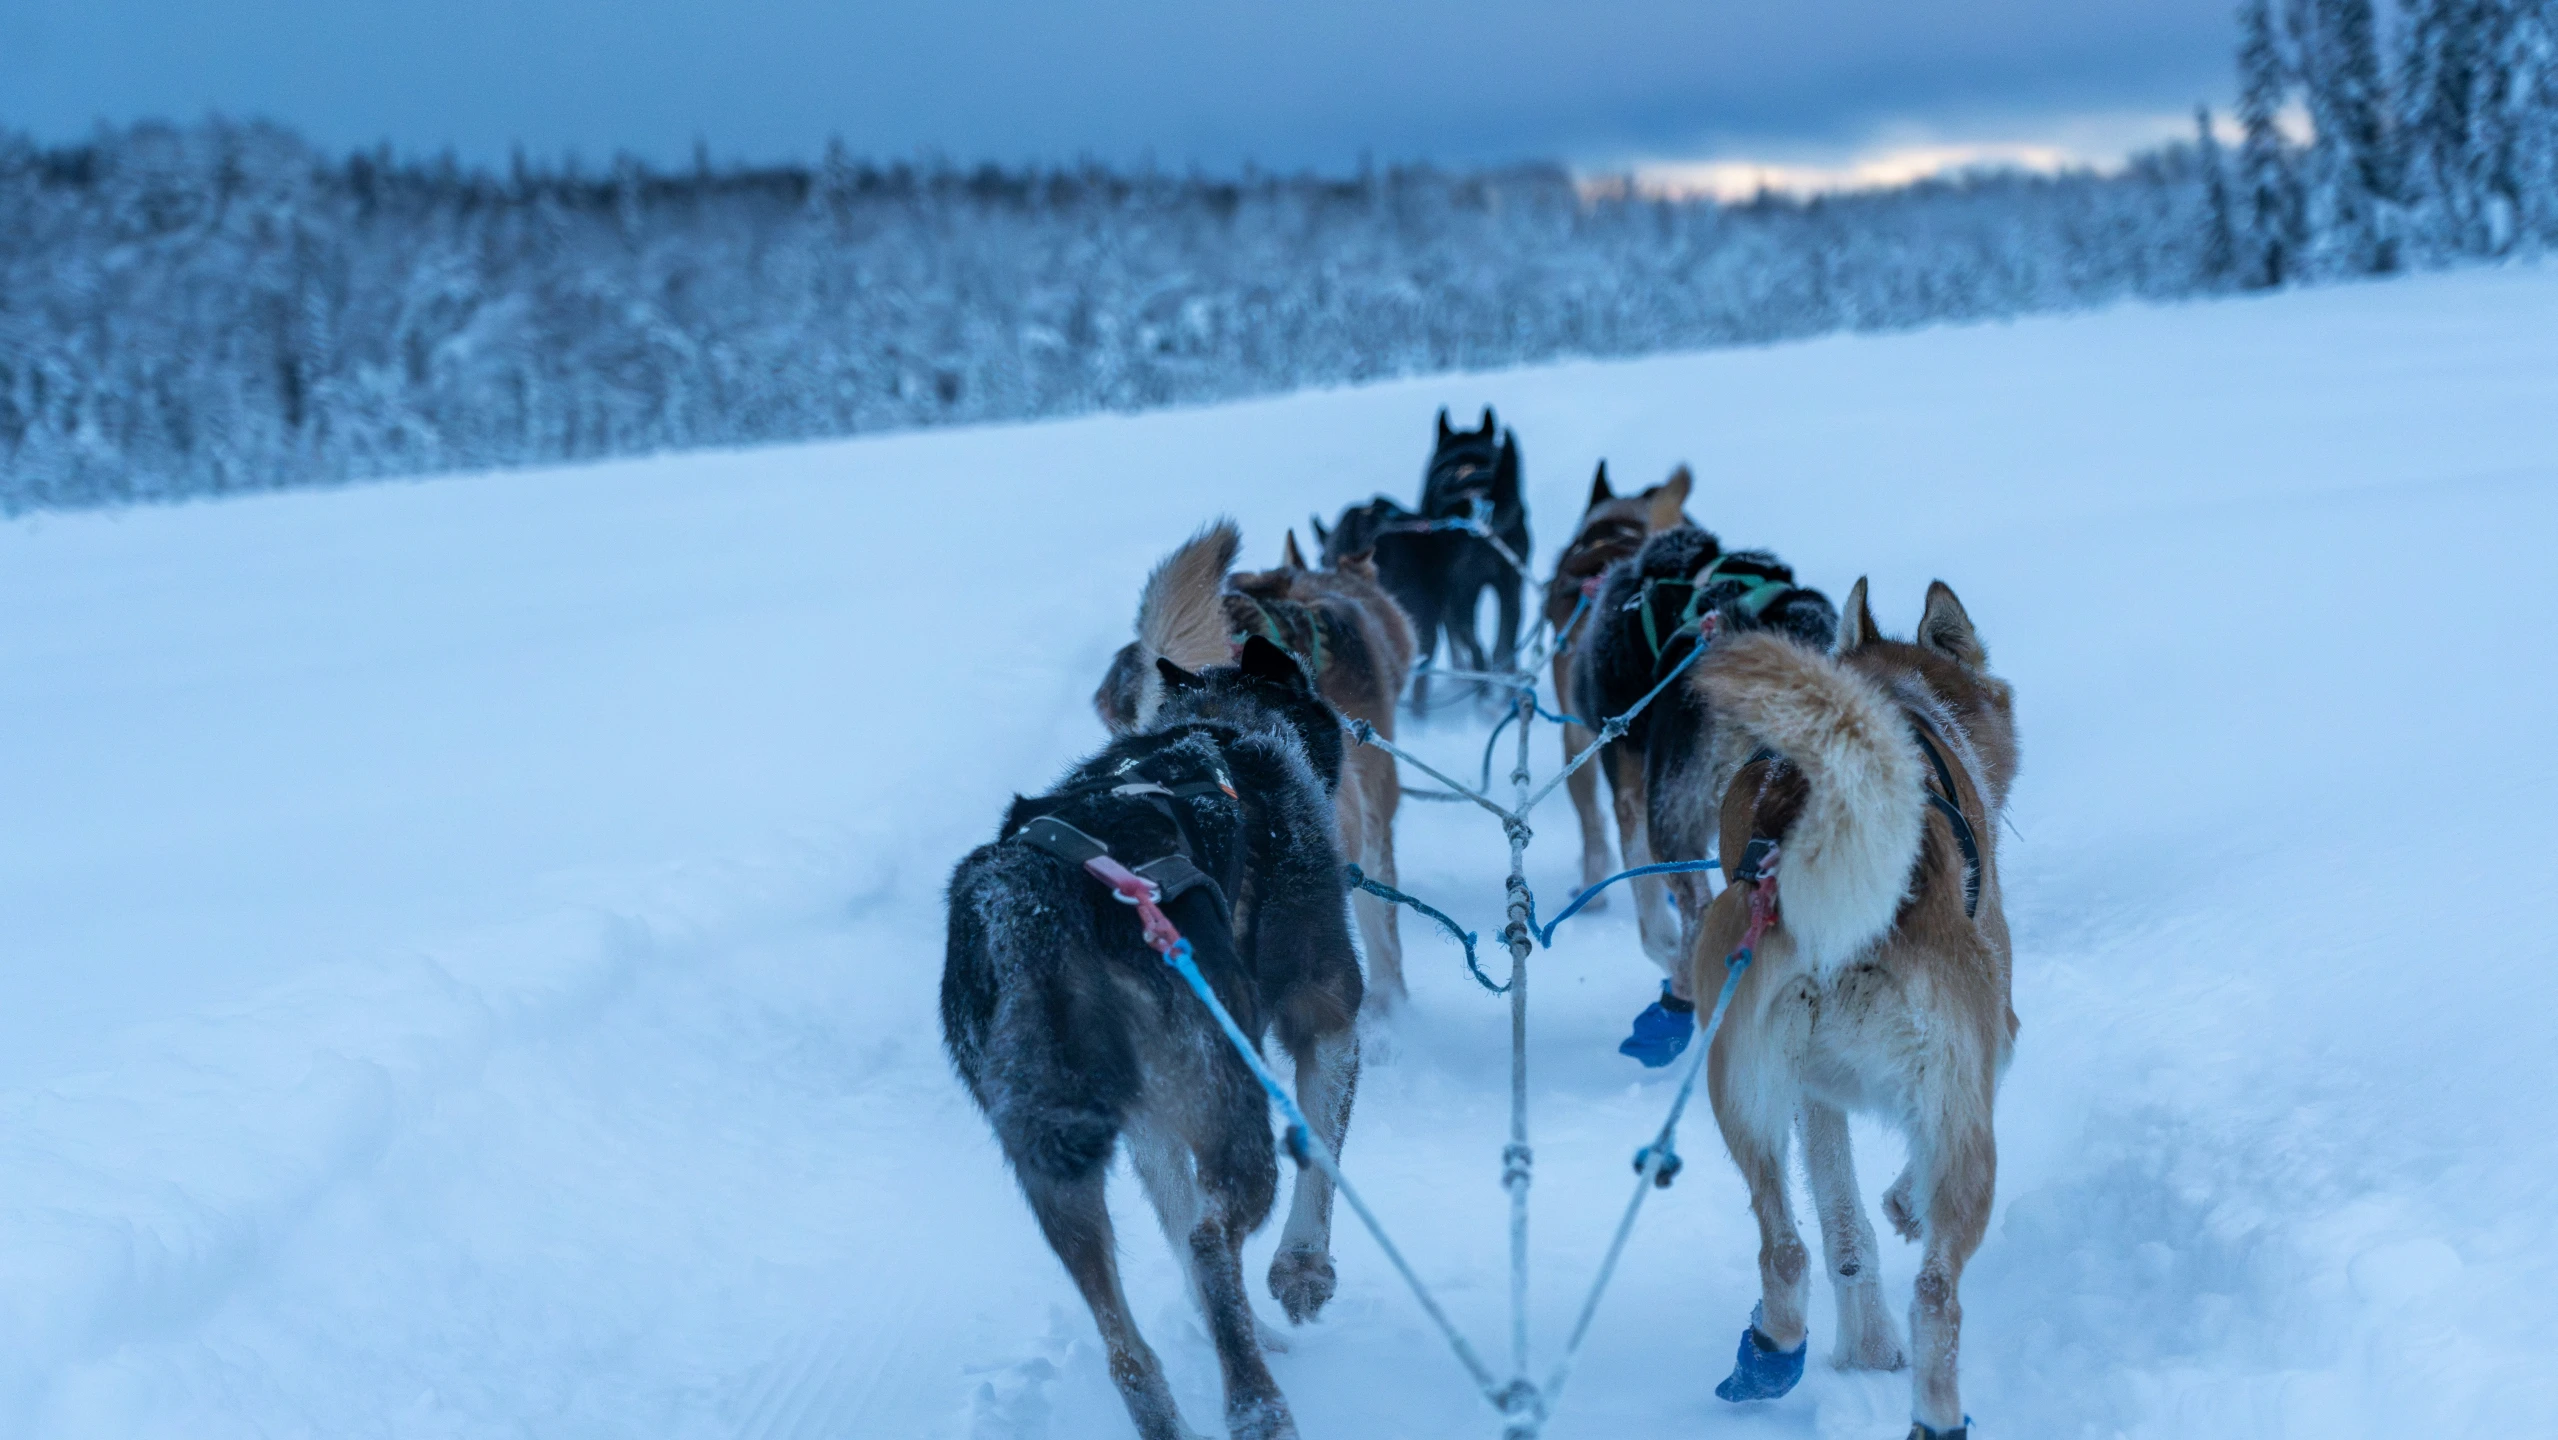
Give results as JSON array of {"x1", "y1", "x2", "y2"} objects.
[{"x1": 1083, "y1": 855, "x2": 1184, "y2": 955}]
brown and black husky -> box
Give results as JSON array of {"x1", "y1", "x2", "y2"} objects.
[
  {"x1": 1573, "y1": 524, "x2": 1837, "y2": 980},
  {"x1": 1095, "y1": 525, "x2": 1418, "y2": 1012},
  {"x1": 1682, "y1": 579, "x2": 2019, "y2": 1439}
]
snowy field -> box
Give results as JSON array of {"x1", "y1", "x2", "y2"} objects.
[{"x1": 5, "y1": 267, "x2": 2555, "y2": 1439}]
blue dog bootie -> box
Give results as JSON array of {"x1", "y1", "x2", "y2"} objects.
[
  {"x1": 1713, "y1": 1302, "x2": 1807, "y2": 1403},
  {"x1": 1617, "y1": 981, "x2": 1696, "y2": 1067},
  {"x1": 1908, "y1": 1419, "x2": 1972, "y2": 1440}
]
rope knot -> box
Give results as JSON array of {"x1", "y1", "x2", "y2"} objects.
[
  {"x1": 1501, "y1": 1142, "x2": 1533, "y2": 1189},
  {"x1": 1633, "y1": 1144, "x2": 1684, "y2": 1189}
]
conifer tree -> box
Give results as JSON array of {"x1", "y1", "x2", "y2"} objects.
[
  {"x1": 2492, "y1": 0, "x2": 2558, "y2": 242},
  {"x1": 2239, "y1": 0, "x2": 2307, "y2": 284},
  {"x1": 2296, "y1": 0, "x2": 2398, "y2": 270},
  {"x1": 2198, "y1": 104, "x2": 2240, "y2": 282}
]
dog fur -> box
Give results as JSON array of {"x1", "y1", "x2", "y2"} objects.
[
  {"x1": 1310, "y1": 495, "x2": 1439, "y2": 671},
  {"x1": 1683, "y1": 579, "x2": 2019, "y2": 1434},
  {"x1": 1572, "y1": 525, "x2": 1837, "y2": 975},
  {"x1": 1545, "y1": 462, "x2": 1694, "y2": 900},
  {"x1": 1094, "y1": 525, "x2": 1418, "y2": 1014},
  {"x1": 947, "y1": 633, "x2": 1363, "y2": 1440}
]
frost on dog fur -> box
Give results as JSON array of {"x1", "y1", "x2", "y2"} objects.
[{"x1": 1691, "y1": 630, "x2": 1924, "y2": 972}]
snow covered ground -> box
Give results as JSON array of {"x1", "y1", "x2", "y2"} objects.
[{"x1": 5, "y1": 267, "x2": 2555, "y2": 1439}]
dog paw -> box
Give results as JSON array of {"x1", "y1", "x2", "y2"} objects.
[
  {"x1": 1883, "y1": 1173, "x2": 1923, "y2": 1242},
  {"x1": 1832, "y1": 1282, "x2": 1908, "y2": 1371},
  {"x1": 1225, "y1": 1395, "x2": 1300, "y2": 1440},
  {"x1": 1833, "y1": 1323, "x2": 1908, "y2": 1372},
  {"x1": 1267, "y1": 1247, "x2": 1336, "y2": 1324}
]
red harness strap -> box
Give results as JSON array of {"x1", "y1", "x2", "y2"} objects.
[{"x1": 1083, "y1": 855, "x2": 1184, "y2": 955}]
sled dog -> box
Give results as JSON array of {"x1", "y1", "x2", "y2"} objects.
[
  {"x1": 1311, "y1": 407, "x2": 1530, "y2": 708},
  {"x1": 1544, "y1": 461, "x2": 1694, "y2": 902},
  {"x1": 1573, "y1": 524, "x2": 1836, "y2": 975},
  {"x1": 948, "y1": 623, "x2": 1363, "y2": 1440},
  {"x1": 1686, "y1": 579, "x2": 2019, "y2": 1439},
  {"x1": 1094, "y1": 525, "x2": 1417, "y2": 1011}
]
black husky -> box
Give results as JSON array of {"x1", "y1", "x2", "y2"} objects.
[
  {"x1": 1574, "y1": 526, "x2": 1838, "y2": 979},
  {"x1": 1313, "y1": 407, "x2": 1530, "y2": 708},
  {"x1": 943, "y1": 634, "x2": 1362, "y2": 1440}
]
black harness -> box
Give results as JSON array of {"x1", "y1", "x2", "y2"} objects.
[
  {"x1": 1006, "y1": 762, "x2": 1237, "y2": 908},
  {"x1": 1907, "y1": 720, "x2": 1983, "y2": 918}
]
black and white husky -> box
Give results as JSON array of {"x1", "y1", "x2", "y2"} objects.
[{"x1": 942, "y1": 631, "x2": 1362, "y2": 1440}]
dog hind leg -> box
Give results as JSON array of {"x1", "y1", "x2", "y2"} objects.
[
  {"x1": 1607, "y1": 745, "x2": 1682, "y2": 975},
  {"x1": 1712, "y1": 1057, "x2": 1812, "y2": 1349},
  {"x1": 1018, "y1": 1167, "x2": 1197, "y2": 1440},
  {"x1": 1490, "y1": 568, "x2": 1522, "y2": 675},
  {"x1": 1189, "y1": 1090, "x2": 1295, "y2": 1439},
  {"x1": 1268, "y1": 1021, "x2": 1358, "y2": 1324},
  {"x1": 1343, "y1": 754, "x2": 1405, "y2": 1012},
  {"x1": 1444, "y1": 576, "x2": 1491, "y2": 704},
  {"x1": 1799, "y1": 1101, "x2": 1906, "y2": 1371},
  {"x1": 1561, "y1": 717, "x2": 1614, "y2": 901},
  {"x1": 1907, "y1": 1090, "x2": 1996, "y2": 1432}
]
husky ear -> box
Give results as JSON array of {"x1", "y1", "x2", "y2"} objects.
[
  {"x1": 1338, "y1": 548, "x2": 1378, "y2": 579},
  {"x1": 1436, "y1": 407, "x2": 1453, "y2": 442},
  {"x1": 1309, "y1": 513, "x2": 1331, "y2": 548},
  {"x1": 1282, "y1": 530, "x2": 1309, "y2": 570},
  {"x1": 1495, "y1": 433, "x2": 1521, "y2": 496},
  {"x1": 1919, "y1": 581, "x2": 1988, "y2": 669},
  {"x1": 1649, "y1": 465, "x2": 1692, "y2": 530},
  {"x1": 1478, "y1": 406, "x2": 1496, "y2": 435},
  {"x1": 1587, "y1": 462, "x2": 1613, "y2": 506},
  {"x1": 1237, "y1": 634, "x2": 1307, "y2": 689},
  {"x1": 1155, "y1": 656, "x2": 1206, "y2": 692},
  {"x1": 1836, "y1": 576, "x2": 1880, "y2": 653}
]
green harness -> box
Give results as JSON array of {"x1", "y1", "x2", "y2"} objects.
[
  {"x1": 1231, "y1": 595, "x2": 1328, "y2": 678},
  {"x1": 1636, "y1": 555, "x2": 1797, "y2": 663}
]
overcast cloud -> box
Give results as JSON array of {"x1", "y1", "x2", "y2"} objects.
[{"x1": 1, "y1": 0, "x2": 2238, "y2": 176}]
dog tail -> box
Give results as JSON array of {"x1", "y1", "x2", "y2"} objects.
[
  {"x1": 1692, "y1": 631, "x2": 1924, "y2": 971},
  {"x1": 1132, "y1": 519, "x2": 1241, "y2": 726}
]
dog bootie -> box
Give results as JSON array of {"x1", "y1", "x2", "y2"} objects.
[
  {"x1": 1617, "y1": 982, "x2": 1696, "y2": 1067},
  {"x1": 1907, "y1": 1419, "x2": 1971, "y2": 1439},
  {"x1": 1713, "y1": 1303, "x2": 1806, "y2": 1402}
]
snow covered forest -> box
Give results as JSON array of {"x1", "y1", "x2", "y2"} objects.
[{"x1": 5, "y1": 0, "x2": 2554, "y2": 514}]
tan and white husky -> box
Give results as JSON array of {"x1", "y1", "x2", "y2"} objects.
[{"x1": 1684, "y1": 578, "x2": 2019, "y2": 1439}]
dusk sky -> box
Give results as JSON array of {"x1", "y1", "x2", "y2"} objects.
[{"x1": 4, "y1": 0, "x2": 2241, "y2": 191}]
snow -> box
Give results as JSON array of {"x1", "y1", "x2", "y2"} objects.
[{"x1": 6, "y1": 266, "x2": 2556, "y2": 1438}]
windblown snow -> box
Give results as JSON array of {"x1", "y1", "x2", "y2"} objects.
[{"x1": 5, "y1": 267, "x2": 2554, "y2": 1439}]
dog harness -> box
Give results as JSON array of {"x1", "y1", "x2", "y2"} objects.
[
  {"x1": 1006, "y1": 762, "x2": 1238, "y2": 910},
  {"x1": 1907, "y1": 719, "x2": 1983, "y2": 918},
  {"x1": 1630, "y1": 554, "x2": 1800, "y2": 665},
  {"x1": 1229, "y1": 594, "x2": 1327, "y2": 678}
]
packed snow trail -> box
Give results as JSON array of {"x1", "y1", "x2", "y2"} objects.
[{"x1": 4, "y1": 268, "x2": 2555, "y2": 1438}]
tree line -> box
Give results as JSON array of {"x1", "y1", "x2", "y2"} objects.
[{"x1": 3, "y1": 2, "x2": 2552, "y2": 514}]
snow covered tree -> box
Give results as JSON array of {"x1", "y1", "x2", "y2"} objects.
[
  {"x1": 2294, "y1": 0, "x2": 2400, "y2": 271},
  {"x1": 2485, "y1": 0, "x2": 2558, "y2": 244},
  {"x1": 2239, "y1": 0, "x2": 2309, "y2": 285},
  {"x1": 2198, "y1": 104, "x2": 2241, "y2": 282},
  {"x1": 2400, "y1": 0, "x2": 2489, "y2": 250}
]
